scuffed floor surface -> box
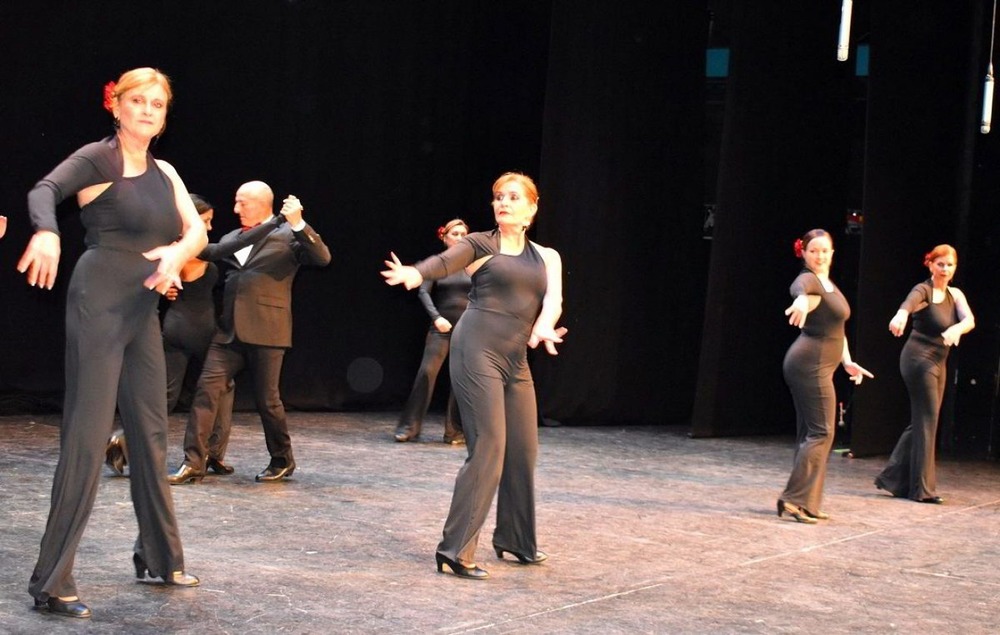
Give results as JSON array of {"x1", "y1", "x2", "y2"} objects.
[{"x1": 1, "y1": 412, "x2": 998, "y2": 634}]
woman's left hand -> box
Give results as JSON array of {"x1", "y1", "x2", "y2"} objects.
[
  {"x1": 844, "y1": 361, "x2": 875, "y2": 385},
  {"x1": 529, "y1": 325, "x2": 568, "y2": 355},
  {"x1": 142, "y1": 243, "x2": 185, "y2": 295},
  {"x1": 941, "y1": 326, "x2": 963, "y2": 347}
]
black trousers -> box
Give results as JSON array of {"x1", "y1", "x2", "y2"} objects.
[
  {"x1": 182, "y1": 339, "x2": 291, "y2": 471},
  {"x1": 30, "y1": 307, "x2": 184, "y2": 601}
]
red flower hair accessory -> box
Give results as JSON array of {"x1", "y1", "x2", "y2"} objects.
[
  {"x1": 103, "y1": 81, "x2": 117, "y2": 113},
  {"x1": 436, "y1": 225, "x2": 447, "y2": 240},
  {"x1": 793, "y1": 238, "x2": 804, "y2": 258}
]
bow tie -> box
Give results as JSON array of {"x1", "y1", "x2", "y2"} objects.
[{"x1": 241, "y1": 222, "x2": 261, "y2": 233}]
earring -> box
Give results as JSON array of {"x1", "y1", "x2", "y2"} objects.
[{"x1": 113, "y1": 117, "x2": 120, "y2": 129}]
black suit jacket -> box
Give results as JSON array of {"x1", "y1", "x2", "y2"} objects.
[{"x1": 208, "y1": 220, "x2": 331, "y2": 348}]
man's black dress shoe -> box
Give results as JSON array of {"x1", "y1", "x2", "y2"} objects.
[
  {"x1": 206, "y1": 457, "x2": 235, "y2": 475},
  {"x1": 133, "y1": 554, "x2": 200, "y2": 586},
  {"x1": 494, "y1": 546, "x2": 548, "y2": 564},
  {"x1": 34, "y1": 596, "x2": 92, "y2": 618},
  {"x1": 255, "y1": 461, "x2": 296, "y2": 482},
  {"x1": 166, "y1": 464, "x2": 205, "y2": 485}
]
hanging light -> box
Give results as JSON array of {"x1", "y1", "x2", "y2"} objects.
[
  {"x1": 837, "y1": 0, "x2": 853, "y2": 62},
  {"x1": 983, "y1": 0, "x2": 997, "y2": 134}
]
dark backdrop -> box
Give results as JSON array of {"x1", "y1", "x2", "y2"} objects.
[
  {"x1": 0, "y1": 1, "x2": 707, "y2": 424},
  {"x1": 692, "y1": 0, "x2": 1000, "y2": 460},
  {"x1": 692, "y1": 2, "x2": 860, "y2": 438},
  {"x1": 3, "y1": 1, "x2": 1000, "y2": 458}
]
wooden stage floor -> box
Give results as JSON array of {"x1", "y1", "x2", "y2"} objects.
[{"x1": 1, "y1": 411, "x2": 998, "y2": 634}]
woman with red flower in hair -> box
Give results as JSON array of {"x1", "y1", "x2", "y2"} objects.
[
  {"x1": 876, "y1": 244, "x2": 975, "y2": 504},
  {"x1": 18, "y1": 67, "x2": 204, "y2": 618},
  {"x1": 394, "y1": 218, "x2": 471, "y2": 444},
  {"x1": 778, "y1": 228, "x2": 873, "y2": 524}
]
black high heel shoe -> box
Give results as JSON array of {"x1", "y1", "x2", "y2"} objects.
[
  {"x1": 494, "y1": 546, "x2": 548, "y2": 565},
  {"x1": 134, "y1": 554, "x2": 200, "y2": 586},
  {"x1": 33, "y1": 596, "x2": 92, "y2": 618},
  {"x1": 435, "y1": 552, "x2": 489, "y2": 579},
  {"x1": 394, "y1": 425, "x2": 419, "y2": 442},
  {"x1": 777, "y1": 499, "x2": 817, "y2": 524}
]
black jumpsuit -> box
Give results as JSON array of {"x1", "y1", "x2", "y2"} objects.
[
  {"x1": 27, "y1": 137, "x2": 188, "y2": 601},
  {"x1": 415, "y1": 230, "x2": 547, "y2": 564},
  {"x1": 780, "y1": 271, "x2": 850, "y2": 515},
  {"x1": 875, "y1": 281, "x2": 958, "y2": 500},
  {"x1": 397, "y1": 269, "x2": 471, "y2": 441},
  {"x1": 162, "y1": 263, "x2": 233, "y2": 459}
]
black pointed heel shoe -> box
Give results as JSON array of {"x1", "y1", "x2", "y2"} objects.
[
  {"x1": 134, "y1": 554, "x2": 200, "y2": 586},
  {"x1": 919, "y1": 496, "x2": 945, "y2": 504},
  {"x1": 33, "y1": 596, "x2": 92, "y2": 618},
  {"x1": 777, "y1": 499, "x2": 817, "y2": 524},
  {"x1": 435, "y1": 552, "x2": 489, "y2": 579},
  {"x1": 394, "y1": 425, "x2": 418, "y2": 442},
  {"x1": 494, "y1": 546, "x2": 548, "y2": 564}
]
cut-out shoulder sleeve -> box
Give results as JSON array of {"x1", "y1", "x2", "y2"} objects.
[
  {"x1": 27, "y1": 138, "x2": 122, "y2": 234},
  {"x1": 899, "y1": 282, "x2": 930, "y2": 313},
  {"x1": 789, "y1": 271, "x2": 823, "y2": 297},
  {"x1": 414, "y1": 231, "x2": 495, "y2": 280}
]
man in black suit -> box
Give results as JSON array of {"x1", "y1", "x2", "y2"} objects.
[{"x1": 168, "y1": 180, "x2": 331, "y2": 484}]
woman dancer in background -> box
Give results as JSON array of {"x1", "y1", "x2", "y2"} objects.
[
  {"x1": 875, "y1": 244, "x2": 974, "y2": 504},
  {"x1": 394, "y1": 218, "x2": 471, "y2": 444},
  {"x1": 778, "y1": 229, "x2": 873, "y2": 524}
]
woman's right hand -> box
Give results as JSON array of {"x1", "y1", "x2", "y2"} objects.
[
  {"x1": 434, "y1": 317, "x2": 452, "y2": 333},
  {"x1": 17, "y1": 230, "x2": 61, "y2": 289},
  {"x1": 784, "y1": 295, "x2": 811, "y2": 328},
  {"x1": 381, "y1": 252, "x2": 423, "y2": 290}
]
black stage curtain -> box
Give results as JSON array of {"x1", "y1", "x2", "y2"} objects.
[
  {"x1": 0, "y1": 0, "x2": 552, "y2": 412},
  {"x1": 531, "y1": 0, "x2": 707, "y2": 424},
  {"x1": 0, "y1": 1, "x2": 708, "y2": 423},
  {"x1": 691, "y1": 2, "x2": 859, "y2": 437},
  {"x1": 850, "y1": 1, "x2": 985, "y2": 457}
]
